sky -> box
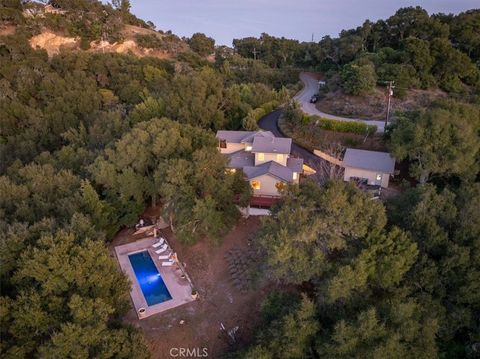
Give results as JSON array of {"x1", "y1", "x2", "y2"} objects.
[{"x1": 128, "y1": 0, "x2": 478, "y2": 46}]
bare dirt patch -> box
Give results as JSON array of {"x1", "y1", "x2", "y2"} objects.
[
  {"x1": 89, "y1": 39, "x2": 172, "y2": 59},
  {"x1": 122, "y1": 24, "x2": 159, "y2": 37},
  {"x1": 317, "y1": 87, "x2": 447, "y2": 120},
  {"x1": 111, "y1": 216, "x2": 272, "y2": 359},
  {"x1": 0, "y1": 24, "x2": 16, "y2": 36},
  {"x1": 29, "y1": 31, "x2": 79, "y2": 56},
  {"x1": 28, "y1": 25, "x2": 177, "y2": 59}
]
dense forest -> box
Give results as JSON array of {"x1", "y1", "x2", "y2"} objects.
[
  {"x1": 230, "y1": 6, "x2": 480, "y2": 358},
  {"x1": 1, "y1": 1, "x2": 479, "y2": 358},
  {"x1": 233, "y1": 7, "x2": 480, "y2": 98},
  {"x1": 0, "y1": 1, "x2": 297, "y2": 356}
]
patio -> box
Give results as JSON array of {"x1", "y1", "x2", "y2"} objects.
[{"x1": 114, "y1": 237, "x2": 195, "y2": 319}]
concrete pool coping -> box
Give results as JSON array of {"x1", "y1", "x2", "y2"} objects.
[{"x1": 114, "y1": 237, "x2": 195, "y2": 319}]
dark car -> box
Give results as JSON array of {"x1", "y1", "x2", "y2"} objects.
[{"x1": 310, "y1": 94, "x2": 319, "y2": 103}]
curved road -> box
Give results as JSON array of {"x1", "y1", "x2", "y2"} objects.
[{"x1": 295, "y1": 72, "x2": 385, "y2": 132}]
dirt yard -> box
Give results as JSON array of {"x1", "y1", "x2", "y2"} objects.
[
  {"x1": 111, "y1": 216, "x2": 272, "y2": 359},
  {"x1": 316, "y1": 87, "x2": 446, "y2": 120}
]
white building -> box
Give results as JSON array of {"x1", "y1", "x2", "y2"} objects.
[
  {"x1": 216, "y1": 130, "x2": 303, "y2": 198},
  {"x1": 343, "y1": 148, "x2": 395, "y2": 188}
]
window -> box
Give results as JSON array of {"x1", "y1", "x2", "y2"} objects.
[
  {"x1": 258, "y1": 153, "x2": 265, "y2": 161},
  {"x1": 293, "y1": 172, "x2": 298, "y2": 180},
  {"x1": 251, "y1": 180, "x2": 261, "y2": 190},
  {"x1": 245, "y1": 145, "x2": 252, "y2": 151},
  {"x1": 219, "y1": 140, "x2": 227, "y2": 149},
  {"x1": 276, "y1": 154, "x2": 283, "y2": 162},
  {"x1": 376, "y1": 173, "x2": 382, "y2": 181},
  {"x1": 275, "y1": 181, "x2": 286, "y2": 192}
]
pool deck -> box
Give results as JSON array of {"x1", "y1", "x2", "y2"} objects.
[{"x1": 114, "y1": 237, "x2": 195, "y2": 319}]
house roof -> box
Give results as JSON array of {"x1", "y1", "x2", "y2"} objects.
[
  {"x1": 243, "y1": 161, "x2": 294, "y2": 182},
  {"x1": 252, "y1": 136, "x2": 292, "y2": 154},
  {"x1": 216, "y1": 130, "x2": 255, "y2": 143},
  {"x1": 227, "y1": 150, "x2": 254, "y2": 168},
  {"x1": 287, "y1": 157, "x2": 304, "y2": 173},
  {"x1": 343, "y1": 148, "x2": 395, "y2": 174},
  {"x1": 241, "y1": 130, "x2": 275, "y2": 143},
  {"x1": 216, "y1": 130, "x2": 275, "y2": 144}
]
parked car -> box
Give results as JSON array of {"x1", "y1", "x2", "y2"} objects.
[{"x1": 310, "y1": 94, "x2": 319, "y2": 103}]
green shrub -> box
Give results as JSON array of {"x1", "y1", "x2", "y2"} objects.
[
  {"x1": 243, "y1": 107, "x2": 266, "y2": 130},
  {"x1": 260, "y1": 100, "x2": 279, "y2": 114},
  {"x1": 79, "y1": 37, "x2": 91, "y2": 50},
  {"x1": 316, "y1": 117, "x2": 377, "y2": 135},
  {"x1": 341, "y1": 62, "x2": 377, "y2": 95},
  {"x1": 135, "y1": 33, "x2": 162, "y2": 49},
  {"x1": 344, "y1": 137, "x2": 360, "y2": 147}
]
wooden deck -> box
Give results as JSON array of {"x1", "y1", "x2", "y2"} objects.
[{"x1": 250, "y1": 195, "x2": 281, "y2": 208}]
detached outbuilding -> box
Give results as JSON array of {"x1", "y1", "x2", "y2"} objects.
[{"x1": 343, "y1": 149, "x2": 395, "y2": 188}]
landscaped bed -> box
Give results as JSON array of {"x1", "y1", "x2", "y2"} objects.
[{"x1": 278, "y1": 115, "x2": 386, "y2": 152}]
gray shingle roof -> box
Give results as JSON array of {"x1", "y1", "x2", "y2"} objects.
[
  {"x1": 227, "y1": 150, "x2": 254, "y2": 168},
  {"x1": 243, "y1": 161, "x2": 294, "y2": 182},
  {"x1": 216, "y1": 130, "x2": 275, "y2": 144},
  {"x1": 287, "y1": 157, "x2": 304, "y2": 173},
  {"x1": 241, "y1": 130, "x2": 275, "y2": 143},
  {"x1": 216, "y1": 130, "x2": 255, "y2": 143},
  {"x1": 343, "y1": 149, "x2": 395, "y2": 174},
  {"x1": 252, "y1": 136, "x2": 292, "y2": 154}
]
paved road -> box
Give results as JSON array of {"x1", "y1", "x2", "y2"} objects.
[
  {"x1": 258, "y1": 110, "x2": 324, "y2": 173},
  {"x1": 295, "y1": 72, "x2": 386, "y2": 132}
]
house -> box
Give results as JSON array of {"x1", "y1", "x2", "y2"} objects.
[
  {"x1": 343, "y1": 148, "x2": 395, "y2": 188},
  {"x1": 216, "y1": 130, "x2": 303, "y2": 199}
]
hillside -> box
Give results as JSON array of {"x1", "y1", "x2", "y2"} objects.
[
  {"x1": 28, "y1": 25, "x2": 188, "y2": 58},
  {"x1": 1, "y1": 2, "x2": 479, "y2": 359},
  {"x1": 2, "y1": 1, "x2": 190, "y2": 58},
  {"x1": 233, "y1": 8, "x2": 480, "y2": 108},
  {"x1": 316, "y1": 86, "x2": 447, "y2": 120}
]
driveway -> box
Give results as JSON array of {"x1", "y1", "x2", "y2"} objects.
[{"x1": 295, "y1": 72, "x2": 386, "y2": 132}]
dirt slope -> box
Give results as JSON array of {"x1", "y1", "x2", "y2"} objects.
[{"x1": 28, "y1": 25, "x2": 180, "y2": 59}]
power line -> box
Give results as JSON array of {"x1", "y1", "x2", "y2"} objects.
[{"x1": 385, "y1": 81, "x2": 395, "y2": 128}]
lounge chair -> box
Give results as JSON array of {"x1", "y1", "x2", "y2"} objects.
[
  {"x1": 155, "y1": 244, "x2": 169, "y2": 253},
  {"x1": 161, "y1": 260, "x2": 175, "y2": 267},
  {"x1": 152, "y1": 238, "x2": 165, "y2": 248},
  {"x1": 158, "y1": 253, "x2": 171, "y2": 260}
]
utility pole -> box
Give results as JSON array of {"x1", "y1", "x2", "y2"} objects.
[
  {"x1": 385, "y1": 81, "x2": 395, "y2": 128},
  {"x1": 311, "y1": 33, "x2": 314, "y2": 42},
  {"x1": 252, "y1": 47, "x2": 257, "y2": 60}
]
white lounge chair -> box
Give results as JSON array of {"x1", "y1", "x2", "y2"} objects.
[
  {"x1": 162, "y1": 260, "x2": 175, "y2": 267},
  {"x1": 158, "y1": 253, "x2": 171, "y2": 260},
  {"x1": 155, "y1": 244, "x2": 169, "y2": 254},
  {"x1": 151, "y1": 237, "x2": 165, "y2": 248}
]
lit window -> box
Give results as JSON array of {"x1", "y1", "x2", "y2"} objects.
[
  {"x1": 245, "y1": 145, "x2": 252, "y2": 151},
  {"x1": 258, "y1": 153, "x2": 265, "y2": 161},
  {"x1": 293, "y1": 172, "x2": 298, "y2": 180},
  {"x1": 276, "y1": 154, "x2": 283, "y2": 162},
  {"x1": 275, "y1": 181, "x2": 286, "y2": 192},
  {"x1": 376, "y1": 173, "x2": 382, "y2": 181},
  {"x1": 251, "y1": 180, "x2": 261, "y2": 190}
]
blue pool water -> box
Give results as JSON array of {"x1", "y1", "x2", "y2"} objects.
[{"x1": 128, "y1": 251, "x2": 172, "y2": 306}]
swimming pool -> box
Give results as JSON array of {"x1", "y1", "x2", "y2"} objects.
[{"x1": 128, "y1": 251, "x2": 172, "y2": 306}]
